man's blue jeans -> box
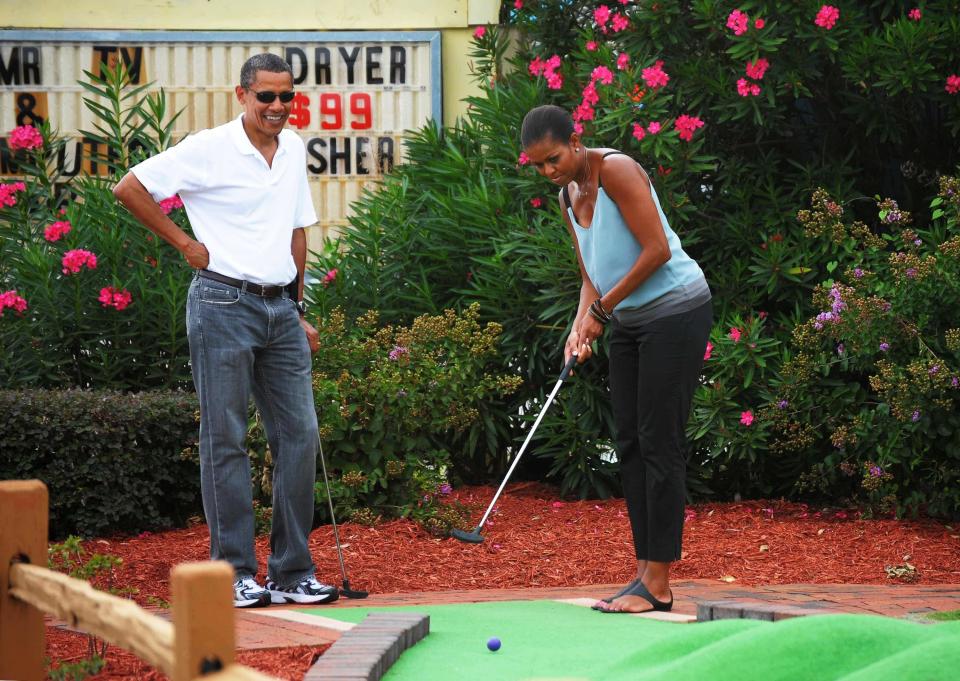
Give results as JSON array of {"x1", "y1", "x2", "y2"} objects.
[{"x1": 187, "y1": 273, "x2": 317, "y2": 588}]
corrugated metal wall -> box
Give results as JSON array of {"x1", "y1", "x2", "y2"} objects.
[{"x1": 0, "y1": 33, "x2": 440, "y2": 248}]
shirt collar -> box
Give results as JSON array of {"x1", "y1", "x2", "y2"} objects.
[{"x1": 229, "y1": 114, "x2": 288, "y2": 159}]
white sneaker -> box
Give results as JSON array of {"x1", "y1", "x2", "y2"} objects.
[
  {"x1": 266, "y1": 576, "x2": 339, "y2": 605},
  {"x1": 233, "y1": 576, "x2": 270, "y2": 608}
]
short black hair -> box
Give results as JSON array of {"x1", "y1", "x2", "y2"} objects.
[
  {"x1": 521, "y1": 105, "x2": 574, "y2": 148},
  {"x1": 239, "y1": 53, "x2": 293, "y2": 89}
]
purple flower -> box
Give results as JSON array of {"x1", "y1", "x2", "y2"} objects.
[
  {"x1": 914, "y1": 239, "x2": 922, "y2": 246},
  {"x1": 953, "y1": 377, "x2": 959, "y2": 388},
  {"x1": 869, "y1": 465, "x2": 883, "y2": 477},
  {"x1": 439, "y1": 483, "x2": 452, "y2": 495},
  {"x1": 911, "y1": 410, "x2": 921, "y2": 422},
  {"x1": 880, "y1": 342, "x2": 890, "y2": 352},
  {"x1": 389, "y1": 345, "x2": 409, "y2": 361},
  {"x1": 777, "y1": 400, "x2": 788, "y2": 409},
  {"x1": 929, "y1": 365, "x2": 940, "y2": 375},
  {"x1": 837, "y1": 343, "x2": 845, "y2": 355},
  {"x1": 906, "y1": 267, "x2": 917, "y2": 278},
  {"x1": 853, "y1": 268, "x2": 864, "y2": 279}
]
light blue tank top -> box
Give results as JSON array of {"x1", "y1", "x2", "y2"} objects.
[{"x1": 567, "y1": 159, "x2": 705, "y2": 311}]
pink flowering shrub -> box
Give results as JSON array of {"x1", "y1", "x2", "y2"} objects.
[
  {"x1": 314, "y1": 9, "x2": 960, "y2": 503},
  {"x1": 1, "y1": 66, "x2": 198, "y2": 390}
]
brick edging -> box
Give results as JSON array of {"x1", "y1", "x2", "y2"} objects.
[
  {"x1": 304, "y1": 612, "x2": 429, "y2": 681},
  {"x1": 696, "y1": 599, "x2": 844, "y2": 622}
]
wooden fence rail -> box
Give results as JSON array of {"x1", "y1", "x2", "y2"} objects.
[{"x1": 0, "y1": 480, "x2": 279, "y2": 681}]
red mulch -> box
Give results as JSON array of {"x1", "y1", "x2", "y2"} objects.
[{"x1": 46, "y1": 482, "x2": 960, "y2": 679}]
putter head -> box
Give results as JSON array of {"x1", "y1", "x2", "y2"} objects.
[
  {"x1": 341, "y1": 579, "x2": 369, "y2": 599},
  {"x1": 451, "y1": 526, "x2": 485, "y2": 543}
]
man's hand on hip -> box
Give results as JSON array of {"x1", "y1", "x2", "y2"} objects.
[{"x1": 183, "y1": 240, "x2": 210, "y2": 269}]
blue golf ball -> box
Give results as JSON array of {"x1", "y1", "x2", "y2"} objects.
[{"x1": 487, "y1": 637, "x2": 501, "y2": 652}]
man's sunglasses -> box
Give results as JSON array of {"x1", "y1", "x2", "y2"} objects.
[{"x1": 248, "y1": 89, "x2": 296, "y2": 104}]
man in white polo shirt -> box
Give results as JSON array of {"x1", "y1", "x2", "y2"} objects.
[{"x1": 113, "y1": 53, "x2": 338, "y2": 608}]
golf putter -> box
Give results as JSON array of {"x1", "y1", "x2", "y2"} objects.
[
  {"x1": 452, "y1": 354, "x2": 579, "y2": 543},
  {"x1": 317, "y1": 433, "x2": 369, "y2": 598}
]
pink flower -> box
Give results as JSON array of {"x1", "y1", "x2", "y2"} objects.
[
  {"x1": 647, "y1": 121, "x2": 662, "y2": 134},
  {"x1": 514, "y1": 0, "x2": 523, "y2": 8},
  {"x1": 908, "y1": 8, "x2": 921, "y2": 21},
  {"x1": 530, "y1": 197, "x2": 543, "y2": 208},
  {"x1": 703, "y1": 341, "x2": 713, "y2": 360},
  {"x1": 641, "y1": 60, "x2": 669, "y2": 88},
  {"x1": 8, "y1": 125, "x2": 43, "y2": 151},
  {"x1": 43, "y1": 220, "x2": 72, "y2": 242},
  {"x1": 740, "y1": 410, "x2": 754, "y2": 426},
  {"x1": 616, "y1": 53, "x2": 630, "y2": 71},
  {"x1": 0, "y1": 181, "x2": 26, "y2": 207},
  {"x1": 737, "y1": 78, "x2": 761, "y2": 97},
  {"x1": 98, "y1": 286, "x2": 132, "y2": 311},
  {"x1": 946, "y1": 75, "x2": 960, "y2": 95},
  {"x1": 61, "y1": 249, "x2": 98, "y2": 275},
  {"x1": 473, "y1": 26, "x2": 487, "y2": 39},
  {"x1": 814, "y1": 5, "x2": 840, "y2": 30},
  {"x1": 586, "y1": 41, "x2": 598, "y2": 52},
  {"x1": 745, "y1": 58, "x2": 769, "y2": 80},
  {"x1": 0, "y1": 289, "x2": 28, "y2": 316},
  {"x1": 610, "y1": 13, "x2": 630, "y2": 32},
  {"x1": 158, "y1": 195, "x2": 184, "y2": 214},
  {"x1": 574, "y1": 100, "x2": 596, "y2": 123},
  {"x1": 594, "y1": 5, "x2": 611, "y2": 28},
  {"x1": 754, "y1": 18, "x2": 765, "y2": 29},
  {"x1": 674, "y1": 114, "x2": 704, "y2": 141},
  {"x1": 323, "y1": 268, "x2": 338, "y2": 286},
  {"x1": 727, "y1": 9, "x2": 750, "y2": 36},
  {"x1": 632, "y1": 122, "x2": 646, "y2": 141},
  {"x1": 530, "y1": 54, "x2": 564, "y2": 90},
  {"x1": 573, "y1": 122, "x2": 584, "y2": 134},
  {"x1": 582, "y1": 81, "x2": 600, "y2": 105},
  {"x1": 518, "y1": 152, "x2": 530, "y2": 165},
  {"x1": 591, "y1": 65, "x2": 614, "y2": 85},
  {"x1": 729, "y1": 327, "x2": 742, "y2": 342}
]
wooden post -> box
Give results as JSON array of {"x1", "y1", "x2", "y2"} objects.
[
  {"x1": 0, "y1": 480, "x2": 48, "y2": 681},
  {"x1": 171, "y1": 561, "x2": 236, "y2": 681}
]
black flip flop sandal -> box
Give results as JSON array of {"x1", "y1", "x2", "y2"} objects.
[
  {"x1": 590, "y1": 578, "x2": 641, "y2": 611},
  {"x1": 599, "y1": 580, "x2": 673, "y2": 613}
]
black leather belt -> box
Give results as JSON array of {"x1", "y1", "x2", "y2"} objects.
[{"x1": 198, "y1": 269, "x2": 294, "y2": 298}]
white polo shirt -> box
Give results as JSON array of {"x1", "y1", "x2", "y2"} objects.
[{"x1": 132, "y1": 114, "x2": 317, "y2": 285}]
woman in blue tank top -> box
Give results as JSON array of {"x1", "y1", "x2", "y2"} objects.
[{"x1": 521, "y1": 104, "x2": 712, "y2": 614}]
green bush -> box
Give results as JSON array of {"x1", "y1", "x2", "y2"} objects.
[
  {"x1": 0, "y1": 64, "x2": 193, "y2": 390},
  {"x1": 0, "y1": 389, "x2": 202, "y2": 537},
  {"x1": 310, "y1": 303, "x2": 520, "y2": 529},
  {"x1": 767, "y1": 178, "x2": 960, "y2": 517}
]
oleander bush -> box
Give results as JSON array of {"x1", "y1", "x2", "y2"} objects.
[{"x1": 309, "y1": 3, "x2": 960, "y2": 515}]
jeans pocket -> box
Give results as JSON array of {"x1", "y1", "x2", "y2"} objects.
[{"x1": 199, "y1": 282, "x2": 240, "y2": 305}]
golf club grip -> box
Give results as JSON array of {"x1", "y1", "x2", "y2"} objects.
[{"x1": 559, "y1": 354, "x2": 579, "y2": 381}]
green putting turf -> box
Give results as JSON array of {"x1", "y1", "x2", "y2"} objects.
[{"x1": 305, "y1": 600, "x2": 960, "y2": 680}]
